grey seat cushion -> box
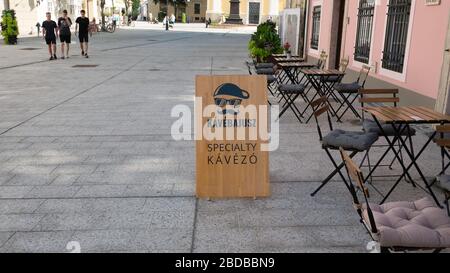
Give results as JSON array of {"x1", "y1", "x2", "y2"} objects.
[
  {"x1": 256, "y1": 68, "x2": 275, "y2": 75},
  {"x1": 334, "y1": 82, "x2": 362, "y2": 93},
  {"x1": 363, "y1": 120, "x2": 416, "y2": 136},
  {"x1": 278, "y1": 84, "x2": 305, "y2": 94},
  {"x1": 322, "y1": 129, "x2": 378, "y2": 151},
  {"x1": 323, "y1": 75, "x2": 341, "y2": 83},
  {"x1": 438, "y1": 175, "x2": 450, "y2": 192},
  {"x1": 426, "y1": 131, "x2": 450, "y2": 142},
  {"x1": 362, "y1": 197, "x2": 450, "y2": 248},
  {"x1": 256, "y1": 63, "x2": 274, "y2": 69},
  {"x1": 267, "y1": 75, "x2": 277, "y2": 84}
]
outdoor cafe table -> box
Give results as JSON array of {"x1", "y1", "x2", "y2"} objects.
[
  {"x1": 363, "y1": 106, "x2": 450, "y2": 207},
  {"x1": 272, "y1": 53, "x2": 300, "y2": 58},
  {"x1": 300, "y1": 68, "x2": 345, "y2": 122},
  {"x1": 276, "y1": 63, "x2": 319, "y2": 121},
  {"x1": 273, "y1": 57, "x2": 305, "y2": 64},
  {"x1": 277, "y1": 62, "x2": 316, "y2": 85}
]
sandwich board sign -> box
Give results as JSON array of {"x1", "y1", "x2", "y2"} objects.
[{"x1": 195, "y1": 75, "x2": 270, "y2": 199}]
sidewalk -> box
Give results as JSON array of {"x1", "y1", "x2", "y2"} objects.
[{"x1": 0, "y1": 28, "x2": 446, "y2": 253}]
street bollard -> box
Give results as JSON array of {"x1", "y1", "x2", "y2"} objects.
[{"x1": 36, "y1": 22, "x2": 41, "y2": 37}]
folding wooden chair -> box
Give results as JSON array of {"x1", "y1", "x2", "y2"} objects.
[
  {"x1": 340, "y1": 148, "x2": 450, "y2": 253},
  {"x1": 358, "y1": 89, "x2": 417, "y2": 193},
  {"x1": 432, "y1": 125, "x2": 450, "y2": 216},
  {"x1": 322, "y1": 58, "x2": 349, "y2": 102},
  {"x1": 334, "y1": 65, "x2": 371, "y2": 121},
  {"x1": 310, "y1": 97, "x2": 379, "y2": 196},
  {"x1": 317, "y1": 51, "x2": 328, "y2": 69},
  {"x1": 303, "y1": 51, "x2": 329, "y2": 99}
]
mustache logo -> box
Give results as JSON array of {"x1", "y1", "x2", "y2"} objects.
[{"x1": 215, "y1": 98, "x2": 242, "y2": 115}]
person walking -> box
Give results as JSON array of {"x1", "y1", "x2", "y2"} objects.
[
  {"x1": 42, "y1": 12, "x2": 58, "y2": 60},
  {"x1": 57, "y1": 10, "x2": 72, "y2": 59},
  {"x1": 163, "y1": 15, "x2": 169, "y2": 31},
  {"x1": 75, "y1": 10, "x2": 90, "y2": 58}
]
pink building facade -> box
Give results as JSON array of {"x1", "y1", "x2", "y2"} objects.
[{"x1": 300, "y1": 0, "x2": 450, "y2": 109}]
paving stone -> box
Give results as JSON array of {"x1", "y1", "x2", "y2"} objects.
[
  {"x1": 0, "y1": 232, "x2": 14, "y2": 248},
  {"x1": 50, "y1": 174, "x2": 80, "y2": 186},
  {"x1": 0, "y1": 214, "x2": 45, "y2": 232},
  {"x1": 74, "y1": 185, "x2": 127, "y2": 198},
  {"x1": 193, "y1": 228, "x2": 259, "y2": 253},
  {"x1": 0, "y1": 199, "x2": 44, "y2": 214},
  {"x1": 24, "y1": 186, "x2": 81, "y2": 198},
  {"x1": 0, "y1": 186, "x2": 34, "y2": 199},
  {"x1": 0, "y1": 231, "x2": 74, "y2": 253},
  {"x1": 32, "y1": 213, "x2": 110, "y2": 231},
  {"x1": 51, "y1": 164, "x2": 98, "y2": 175},
  {"x1": 70, "y1": 229, "x2": 145, "y2": 252},
  {"x1": 36, "y1": 198, "x2": 146, "y2": 214},
  {"x1": 135, "y1": 228, "x2": 192, "y2": 251},
  {"x1": 4, "y1": 174, "x2": 56, "y2": 186}
]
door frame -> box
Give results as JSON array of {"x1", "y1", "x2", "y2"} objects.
[
  {"x1": 247, "y1": 0, "x2": 261, "y2": 25},
  {"x1": 435, "y1": 13, "x2": 450, "y2": 114},
  {"x1": 332, "y1": 0, "x2": 346, "y2": 69}
]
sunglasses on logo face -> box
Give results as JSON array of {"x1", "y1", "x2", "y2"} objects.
[{"x1": 215, "y1": 98, "x2": 242, "y2": 107}]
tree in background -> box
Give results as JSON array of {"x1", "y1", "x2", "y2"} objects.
[
  {"x1": 100, "y1": 0, "x2": 106, "y2": 29},
  {"x1": 131, "y1": 0, "x2": 140, "y2": 20}
]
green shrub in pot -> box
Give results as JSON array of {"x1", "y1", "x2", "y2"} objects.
[
  {"x1": 1, "y1": 9, "x2": 19, "y2": 45},
  {"x1": 248, "y1": 20, "x2": 282, "y2": 63}
]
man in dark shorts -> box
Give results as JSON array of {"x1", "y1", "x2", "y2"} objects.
[
  {"x1": 75, "y1": 10, "x2": 90, "y2": 58},
  {"x1": 58, "y1": 9, "x2": 72, "y2": 59},
  {"x1": 42, "y1": 12, "x2": 58, "y2": 60}
]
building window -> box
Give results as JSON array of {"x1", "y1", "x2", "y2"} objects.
[
  {"x1": 311, "y1": 6, "x2": 321, "y2": 50},
  {"x1": 354, "y1": 0, "x2": 375, "y2": 64},
  {"x1": 194, "y1": 3, "x2": 200, "y2": 15},
  {"x1": 47, "y1": 0, "x2": 53, "y2": 13},
  {"x1": 382, "y1": 0, "x2": 412, "y2": 73}
]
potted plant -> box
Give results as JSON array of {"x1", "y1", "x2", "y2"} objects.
[
  {"x1": 248, "y1": 21, "x2": 282, "y2": 63},
  {"x1": 1, "y1": 9, "x2": 19, "y2": 45},
  {"x1": 284, "y1": 42, "x2": 292, "y2": 59}
]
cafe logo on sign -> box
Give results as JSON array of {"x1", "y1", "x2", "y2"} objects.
[{"x1": 208, "y1": 83, "x2": 257, "y2": 129}]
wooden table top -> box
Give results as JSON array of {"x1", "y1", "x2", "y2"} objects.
[
  {"x1": 277, "y1": 62, "x2": 316, "y2": 68},
  {"x1": 300, "y1": 68, "x2": 345, "y2": 76},
  {"x1": 272, "y1": 54, "x2": 300, "y2": 58},
  {"x1": 362, "y1": 106, "x2": 450, "y2": 124},
  {"x1": 274, "y1": 57, "x2": 305, "y2": 63}
]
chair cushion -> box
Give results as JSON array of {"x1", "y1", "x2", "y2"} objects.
[
  {"x1": 322, "y1": 129, "x2": 378, "y2": 151},
  {"x1": 363, "y1": 119, "x2": 416, "y2": 136},
  {"x1": 267, "y1": 75, "x2": 277, "y2": 84},
  {"x1": 323, "y1": 75, "x2": 341, "y2": 83},
  {"x1": 362, "y1": 197, "x2": 450, "y2": 248},
  {"x1": 426, "y1": 131, "x2": 450, "y2": 143},
  {"x1": 256, "y1": 68, "x2": 275, "y2": 75},
  {"x1": 438, "y1": 175, "x2": 450, "y2": 192},
  {"x1": 255, "y1": 63, "x2": 274, "y2": 69},
  {"x1": 334, "y1": 82, "x2": 361, "y2": 93},
  {"x1": 278, "y1": 84, "x2": 305, "y2": 94}
]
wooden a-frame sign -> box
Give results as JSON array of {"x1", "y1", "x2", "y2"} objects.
[{"x1": 195, "y1": 75, "x2": 270, "y2": 199}]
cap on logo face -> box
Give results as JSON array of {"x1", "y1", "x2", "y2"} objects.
[{"x1": 213, "y1": 83, "x2": 250, "y2": 100}]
